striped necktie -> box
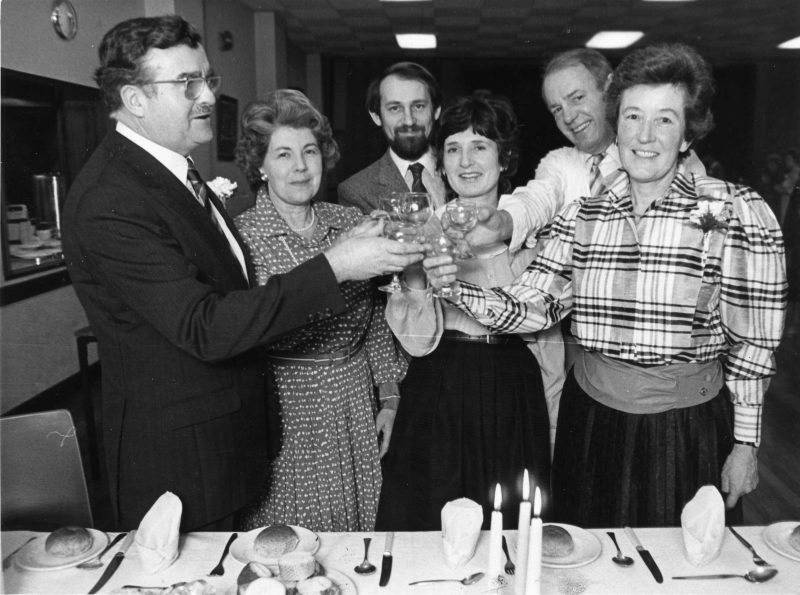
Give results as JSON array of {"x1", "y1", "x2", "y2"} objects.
[
  {"x1": 589, "y1": 152, "x2": 606, "y2": 196},
  {"x1": 186, "y1": 158, "x2": 213, "y2": 216},
  {"x1": 409, "y1": 162, "x2": 428, "y2": 193}
]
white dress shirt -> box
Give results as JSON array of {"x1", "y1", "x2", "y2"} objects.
[
  {"x1": 116, "y1": 122, "x2": 248, "y2": 281},
  {"x1": 388, "y1": 148, "x2": 447, "y2": 209}
]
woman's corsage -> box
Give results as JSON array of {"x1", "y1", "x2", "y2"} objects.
[
  {"x1": 688, "y1": 192, "x2": 732, "y2": 267},
  {"x1": 207, "y1": 177, "x2": 238, "y2": 203}
]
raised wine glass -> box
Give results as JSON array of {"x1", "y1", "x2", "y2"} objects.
[
  {"x1": 374, "y1": 192, "x2": 406, "y2": 222},
  {"x1": 379, "y1": 220, "x2": 420, "y2": 293},
  {"x1": 426, "y1": 233, "x2": 461, "y2": 299},
  {"x1": 445, "y1": 199, "x2": 478, "y2": 259},
  {"x1": 403, "y1": 192, "x2": 433, "y2": 228}
]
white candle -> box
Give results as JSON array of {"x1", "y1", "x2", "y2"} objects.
[
  {"x1": 515, "y1": 471, "x2": 532, "y2": 595},
  {"x1": 525, "y1": 487, "x2": 542, "y2": 595},
  {"x1": 488, "y1": 484, "x2": 504, "y2": 584}
]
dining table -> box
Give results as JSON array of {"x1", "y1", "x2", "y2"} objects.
[{"x1": 2, "y1": 526, "x2": 799, "y2": 595}]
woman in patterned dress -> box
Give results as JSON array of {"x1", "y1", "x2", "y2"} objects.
[{"x1": 233, "y1": 90, "x2": 407, "y2": 532}]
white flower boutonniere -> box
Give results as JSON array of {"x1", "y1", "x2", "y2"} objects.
[
  {"x1": 207, "y1": 177, "x2": 238, "y2": 202},
  {"x1": 688, "y1": 193, "x2": 732, "y2": 267}
]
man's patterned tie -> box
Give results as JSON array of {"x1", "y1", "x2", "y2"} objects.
[
  {"x1": 589, "y1": 152, "x2": 607, "y2": 196},
  {"x1": 186, "y1": 158, "x2": 212, "y2": 215},
  {"x1": 409, "y1": 162, "x2": 428, "y2": 193}
]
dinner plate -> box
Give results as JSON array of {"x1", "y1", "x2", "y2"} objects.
[
  {"x1": 541, "y1": 523, "x2": 602, "y2": 569},
  {"x1": 763, "y1": 521, "x2": 800, "y2": 562},
  {"x1": 325, "y1": 568, "x2": 358, "y2": 595},
  {"x1": 15, "y1": 529, "x2": 109, "y2": 571},
  {"x1": 231, "y1": 525, "x2": 320, "y2": 566}
]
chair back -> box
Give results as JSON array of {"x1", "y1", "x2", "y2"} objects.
[{"x1": 1, "y1": 409, "x2": 94, "y2": 530}]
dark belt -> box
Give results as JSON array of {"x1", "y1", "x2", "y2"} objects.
[
  {"x1": 265, "y1": 335, "x2": 365, "y2": 367},
  {"x1": 441, "y1": 329, "x2": 524, "y2": 345}
]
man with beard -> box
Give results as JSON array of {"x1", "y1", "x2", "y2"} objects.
[
  {"x1": 62, "y1": 16, "x2": 424, "y2": 531},
  {"x1": 338, "y1": 62, "x2": 446, "y2": 213}
]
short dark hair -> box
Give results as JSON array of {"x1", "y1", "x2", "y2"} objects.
[
  {"x1": 541, "y1": 48, "x2": 612, "y2": 103},
  {"x1": 435, "y1": 90, "x2": 519, "y2": 197},
  {"x1": 235, "y1": 90, "x2": 340, "y2": 193},
  {"x1": 365, "y1": 62, "x2": 442, "y2": 116},
  {"x1": 94, "y1": 15, "x2": 202, "y2": 114},
  {"x1": 606, "y1": 43, "x2": 715, "y2": 145}
]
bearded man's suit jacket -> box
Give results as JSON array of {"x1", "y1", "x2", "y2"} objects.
[
  {"x1": 337, "y1": 150, "x2": 410, "y2": 214},
  {"x1": 63, "y1": 130, "x2": 347, "y2": 530}
]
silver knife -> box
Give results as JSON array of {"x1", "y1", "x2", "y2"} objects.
[
  {"x1": 624, "y1": 527, "x2": 663, "y2": 584},
  {"x1": 379, "y1": 532, "x2": 394, "y2": 587},
  {"x1": 88, "y1": 530, "x2": 136, "y2": 594}
]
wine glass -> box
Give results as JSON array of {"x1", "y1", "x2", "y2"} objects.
[
  {"x1": 379, "y1": 221, "x2": 420, "y2": 293},
  {"x1": 374, "y1": 192, "x2": 406, "y2": 222},
  {"x1": 426, "y1": 234, "x2": 461, "y2": 299},
  {"x1": 403, "y1": 192, "x2": 433, "y2": 228},
  {"x1": 445, "y1": 199, "x2": 478, "y2": 259}
]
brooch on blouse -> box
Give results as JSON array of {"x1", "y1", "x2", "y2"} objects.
[
  {"x1": 207, "y1": 177, "x2": 238, "y2": 202},
  {"x1": 688, "y1": 193, "x2": 732, "y2": 268}
]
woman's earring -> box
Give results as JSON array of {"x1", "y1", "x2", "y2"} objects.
[{"x1": 260, "y1": 170, "x2": 268, "y2": 182}]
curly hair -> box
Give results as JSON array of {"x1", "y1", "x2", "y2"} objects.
[
  {"x1": 235, "y1": 90, "x2": 340, "y2": 193},
  {"x1": 606, "y1": 43, "x2": 715, "y2": 144},
  {"x1": 365, "y1": 62, "x2": 443, "y2": 117},
  {"x1": 540, "y1": 48, "x2": 613, "y2": 103},
  {"x1": 434, "y1": 90, "x2": 519, "y2": 197},
  {"x1": 94, "y1": 15, "x2": 202, "y2": 114}
]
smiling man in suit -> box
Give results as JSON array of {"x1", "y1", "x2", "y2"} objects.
[
  {"x1": 62, "y1": 15, "x2": 423, "y2": 531},
  {"x1": 338, "y1": 62, "x2": 447, "y2": 213}
]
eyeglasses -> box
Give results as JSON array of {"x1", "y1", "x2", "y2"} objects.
[{"x1": 147, "y1": 75, "x2": 222, "y2": 100}]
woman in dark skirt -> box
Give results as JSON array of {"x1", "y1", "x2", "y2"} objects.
[
  {"x1": 426, "y1": 44, "x2": 786, "y2": 527},
  {"x1": 377, "y1": 91, "x2": 551, "y2": 531}
]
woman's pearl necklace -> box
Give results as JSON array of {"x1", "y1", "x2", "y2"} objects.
[{"x1": 289, "y1": 208, "x2": 316, "y2": 232}]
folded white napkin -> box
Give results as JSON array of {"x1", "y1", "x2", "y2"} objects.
[
  {"x1": 441, "y1": 498, "x2": 483, "y2": 568},
  {"x1": 134, "y1": 491, "x2": 182, "y2": 573},
  {"x1": 681, "y1": 485, "x2": 725, "y2": 566}
]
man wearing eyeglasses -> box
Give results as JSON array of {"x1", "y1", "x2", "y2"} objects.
[{"x1": 62, "y1": 15, "x2": 423, "y2": 532}]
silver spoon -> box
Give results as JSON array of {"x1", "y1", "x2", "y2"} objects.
[
  {"x1": 673, "y1": 568, "x2": 778, "y2": 583},
  {"x1": 409, "y1": 572, "x2": 485, "y2": 586},
  {"x1": 354, "y1": 537, "x2": 376, "y2": 575},
  {"x1": 606, "y1": 531, "x2": 634, "y2": 566}
]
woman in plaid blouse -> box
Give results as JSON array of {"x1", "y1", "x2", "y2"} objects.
[{"x1": 426, "y1": 43, "x2": 786, "y2": 527}]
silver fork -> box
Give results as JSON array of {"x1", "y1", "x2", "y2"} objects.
[
  {"x1": 208, "y1": 533, "x2": 238, "y2": 577},
  {"x1": 728, "y1": 526, "x2": 772, "y2": 567},
  {"x1": 501, "y1": 535, "x2": 515, "y2": 575}
]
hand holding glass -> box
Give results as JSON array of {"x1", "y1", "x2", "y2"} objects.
[{"x1": 426, "y1": 234, "x2": 461, "y2": 298}]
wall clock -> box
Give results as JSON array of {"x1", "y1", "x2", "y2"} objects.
[{"x1": 51, "y1": 0, "x2": 78, "y2": 41}]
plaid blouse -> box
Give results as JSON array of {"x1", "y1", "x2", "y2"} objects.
[{"x1": 456, "y1": 168, "x2": 786, "y2": 444}]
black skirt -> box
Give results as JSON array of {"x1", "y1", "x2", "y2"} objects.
[
  {"x1": 551, "y1": 368, "x2": 742, "y2": 528},
  {"x1": 376, "y1": 337, "x2": 551, "y2": 531}
]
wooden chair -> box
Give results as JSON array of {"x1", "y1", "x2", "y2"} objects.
[{"x1": 1, "y1": 409, "x2": 94, "y2": 530}]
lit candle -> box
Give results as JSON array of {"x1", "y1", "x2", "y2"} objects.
[
  {"x1": 525, "y1": 487, "x2": 542, "y2": 595},
  {"x1": 488, "y1": 484, "x2": 504, "y2": 584},
  {"x1": 515, "y1": 471, "x2": 532, "y2": 595}
]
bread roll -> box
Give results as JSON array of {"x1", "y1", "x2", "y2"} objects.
[
  {"x1": 45, "y1": 526, "x2": 93, "y2": 558},
  {"x1": 278, "y1": 551, "x2": 316, "y2": 581},
  {"x1": 253, "y1": 526, "x2": 299, "y2": 558},
  {"x1": 542, "y1": 525, "x2": 574, "y2": 558},
  {"x1": 238, "y1": 578, "x2": 286, "y2": 595},
  {"x1": 789, "y1": 525, "x2": 800, "y2": 553},
  {"x1": 296, "y1": 576, "x2": 340, "y2": 595}
]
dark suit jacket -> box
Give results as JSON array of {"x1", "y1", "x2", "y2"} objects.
[
  {"x1": 337, "y1": 150, "x2": 409, "y2": 215},
  {"x1": 62, "y1": 131, "x2": 347, "y2": 530}
]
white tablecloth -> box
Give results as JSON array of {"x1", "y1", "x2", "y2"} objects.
[{"x1": 3, "y1": 527, "x2": 799, "y2": 594}]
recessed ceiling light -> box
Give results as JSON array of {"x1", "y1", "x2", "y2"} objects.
[
  {"x1": 586, "y1": 31, "x2": 644, "y2": 49},
  {"x1": 778, "y1": 35, "x2": 800, "y2": 49},
  {"x1": 396, "y1": 34, "x2": 437, "y2": 49}
]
